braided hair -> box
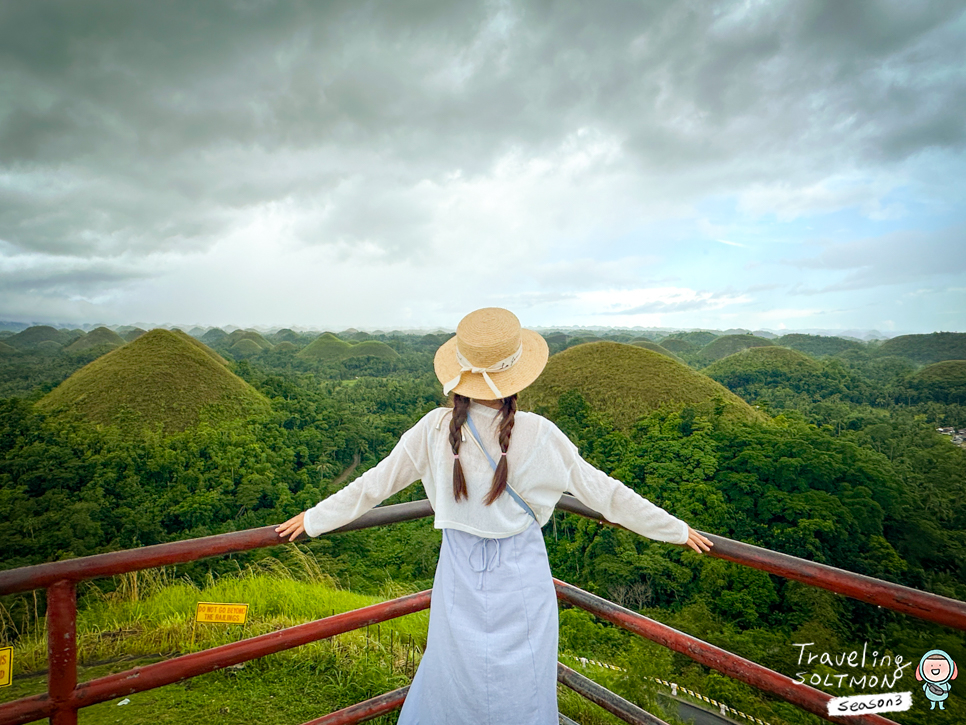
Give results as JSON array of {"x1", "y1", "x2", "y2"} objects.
[{"x1": 449, "y1": 393, "x2": 517, "y2": 505}]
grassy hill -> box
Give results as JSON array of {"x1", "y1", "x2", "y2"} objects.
[
  {"x1": 36, "y1": 340, "x2": 63, "y2": 354},
  {"x1": 64, "y1": 326, "x2": 126, "y2": 352},
  {"x1": 36, "y1": 329, "x2": 268, "y2": 433},
  {"x1": 122, "y1": 327, "x2": 147, "y2": 342},
  {"x1": 273, "y1": 341, "x2": 298, "y2": 352},
  {"x1": 296, "y1": 334, "x2": 398, "y2": 362},
  {"x1": 518, "y1": 341, "x2": 763, "y2": 429},
  {"x1": 227, "y1": 330, "x2": 274, "y2": 350},
  {"x1": 663, "y1": 331, "x2": 719, "y2": 347},
  {"x1": 297, "y1": 332, "x2": 352, "y2": 360},
  {"x1": 631, "y1": 339, "x2": 685, "y2": 364},
  {"x1": 0, "y1": 340, "x2": 16, "y2": 355},
  {"x1": 877, "y1": 332, "x2": 966, "y2": 365},
  {"x1": 272, "y1": 328, "x2": 302, "y2": 344},
  {"x1": 201, "y1": 328, "x2": 228, "y2": 345},
  {"x1": 697, "y1": 334, "x2": 773, "y2": 364},
  {"x1": 658, "y1": 338, "x2": 696, "y2": 355},
  {"x1": 342, "y1": 340, "x2": 398, "y2": 359},
  {"x1": 171, "y1": 329, "x2": 229, "y2": 366},
  {"x1": 909, "y1": 360, "x2": 966, "y2": 405},
  {"x1": 775, "y1": 333, "x2": 863, "y2": 357},
  {"x1": 5, "y1": 325, "x2": 72, "y2": 349},
  {"x1": 914, "y1": 360, "x2": 966, "y2": 384},
  {"x1": 230, "y1": 338, "x2": 264, "y2": 357},
  {"x1": 704, "y1": 347, "x2": 822, "y2": 394}
]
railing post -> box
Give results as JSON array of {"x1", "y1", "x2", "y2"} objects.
[{"x1": 47, "y1": 580, "x2": 77, "y2": 725}]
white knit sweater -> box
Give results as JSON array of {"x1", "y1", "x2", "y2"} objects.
[{"x1": 303, "y1": 401, "x2": 690, "y2": 545}]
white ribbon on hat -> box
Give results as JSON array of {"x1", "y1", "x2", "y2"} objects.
[{"x1": 443, "y1": 343, "x2": 523, "y2": 398}]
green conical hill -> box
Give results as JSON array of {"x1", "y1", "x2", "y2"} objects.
[
  {"x1": 342, "y1": 340, "x2": 398, "y2": 359},
  {"x1": 632, "y1": 339, "x2": 684, "y2": 363},
  {"x1": 0, "y1": 341, "x2": 16, "y2": 355},
  {"x1": 659, "y1": 338, "x2": 696, "y2": 354},
  {"x1": 64, "y1": 326, "x2": 126, "y2": 352},
  {"x1": 518, "y1": 341, "x2": 763, "y2": 429},
  {"x1": 5, "y1": 325, "x2": 71, "y2": 349},
  {"x1": 698, "y1": 334, "x2": 772, "y2": 363},
  {"x1": 227, "y1": 330, "x2": 273, "y2": 350},
  {"x1": 272, "y1": 328, "x2": 302, "y2": 344},
  {"x1": 704, "y1": 347, "x2": 820, "y2": 389},
  {"x1": 296, "y1": 333, "x2": 397, "y2": 361},
  {"x1": 775, "y1": 333, "x2": 863, "y2": 357},
  {"x1": 273, "y1": 341, "x2": 297, "y2": 352},
  {"x1": 122, "y1": 328, "x2": 147, "y2": 342},
  {"x1": 297, "y1": 333, "x2": 352, "y2": 360},
  {"x1": 171, "y1": 329, "x2": 228, "y2": 366},
  {"x1": 36, "y1": 340, "x2": 63, "y2": 354},
  {"x1": 202, "y1": 328, "x2": 228, "y2": 345},
  {"x1": 877, "y1": 332, "x2": 966, "y2": 365},
  {"x1": 230, "y1": 339, "x2": 263, "y2": 357},
  {"x1": 666, "y1": 331, "x2": 719, "y2": 347},
  {"x1": 37, "y1": 329, "x2": 268, "y2": 433},
  {"x1": 913, "y1": 360, "x2": 966, "y2": 384},
  {"x1": 567, "y1": 336, "x2": 605, "y2": 347}
]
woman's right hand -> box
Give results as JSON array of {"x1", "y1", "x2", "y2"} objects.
[{"x1": 275, "y1": 512, "x2": 306, "y2": 542}]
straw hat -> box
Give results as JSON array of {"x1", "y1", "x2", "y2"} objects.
[{"x1": 434, "y1": 308, "x2": 549, "y2": 400}]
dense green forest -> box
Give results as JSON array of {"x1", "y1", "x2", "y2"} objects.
[{"x1": 1, "y1": 324, "x2": 965, "y2": 724}]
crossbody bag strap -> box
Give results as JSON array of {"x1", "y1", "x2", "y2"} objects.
[{"x1": 464, "y1": 413, "x2": 538, "y2": 522}]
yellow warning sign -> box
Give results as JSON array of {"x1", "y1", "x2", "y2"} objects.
[
  {"x1": 0, "y1": 646, "x2": 12, "y2": 687},
  {"x1": 195, "y1": 602, "x2": 249, "y2": 624}
]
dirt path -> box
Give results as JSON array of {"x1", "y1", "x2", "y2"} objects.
[{"x1": 330, "y1": 451, "x2": 362, "y2": 487}]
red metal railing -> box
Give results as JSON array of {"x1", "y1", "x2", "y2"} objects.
[{"x1": 1, "y1": 494, "x2": 964, "y2": 725}]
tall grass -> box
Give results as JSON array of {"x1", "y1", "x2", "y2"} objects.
[{"x1": 5, "y1": 545, "x2": 429, "y2": 683}]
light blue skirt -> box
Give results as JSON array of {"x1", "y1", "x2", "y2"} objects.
[{"x1": 398, "y1": 520, "x2": 558, "y2": 725}]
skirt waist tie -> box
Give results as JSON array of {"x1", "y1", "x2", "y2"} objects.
[{"x1": 469, "y1": 537, "x2": 501, "y2": 589}]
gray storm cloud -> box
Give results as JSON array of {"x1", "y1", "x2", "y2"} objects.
[{"x1": 0, "y1": 1, "x2": 964, "y2": 326}]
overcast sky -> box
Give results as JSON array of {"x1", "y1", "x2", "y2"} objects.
[{"x1": 1, "y1": 1, "x2": 964, "y2": 333}]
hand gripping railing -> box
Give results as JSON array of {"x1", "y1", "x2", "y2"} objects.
[{"x1": 1, "y1": 494, "x2": 964, "y2": 725}]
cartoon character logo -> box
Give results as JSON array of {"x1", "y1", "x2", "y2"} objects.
[{"x1": 916, "y1": 649, "x2": 958, "y2": 710}]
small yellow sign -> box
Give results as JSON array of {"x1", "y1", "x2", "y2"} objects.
[
  {"x1": 195, "y1": 602, "x2": 249, "y2": 625},
  {"x1": 0, "y1": 646, "x2": 12, "y2": 687}
]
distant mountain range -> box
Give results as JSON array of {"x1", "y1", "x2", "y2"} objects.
[{"x1": 0, "y1": 320, "x2": 918, "y2": 340}]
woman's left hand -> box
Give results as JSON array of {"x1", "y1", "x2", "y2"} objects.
[
  {"x1": 275, "y1": 512, "x2": 306, "y2": 542},
  {"x1": 685, "y1": 526, "x2": 713, "y2": 554}
]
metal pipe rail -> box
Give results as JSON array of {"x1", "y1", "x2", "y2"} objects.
[
  {"x1": 2, "y1": 495, "x2": 965, "y2": 724},
  {"x1": 555, "y1": 495, "x2": 966, "y2": 631},
  {"x1": 301, "y1": 686, "x2": 409, "y2": 725},
  {"x1": 3, "y1": 495, "x2": 964, "y2": 632},
  {"x1": 0, "y1": 592, "x2": 431, "y2": 725},
  {"x1": 554, "y1": 579, "x2": 899, "y2": 725},
  {"x1": 557, "y1": 663, "x2": 670, "y2": 725}
]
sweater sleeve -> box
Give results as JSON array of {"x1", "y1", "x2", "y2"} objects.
[
  {"x1": 550, "y1": 424, "x2": 690, "y2": 545},
  {"x1": 303, "y1": 426, "x2": 422, "y2": 538}
]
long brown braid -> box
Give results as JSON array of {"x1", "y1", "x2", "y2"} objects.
[
  {"x1": 449, "y1": 394, "x2": 471, "y2": 501},
  {"x1": 449, "y1": 393, "x2": 518, "y2": 505},
  {"x1": 483, "y1": 394, "x2": 517, "y2": 505}
]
